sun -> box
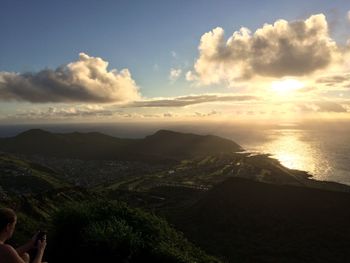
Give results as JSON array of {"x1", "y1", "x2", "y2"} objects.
[{"x1": 271, "y1": 79, "x2": 304, "y2": 94}]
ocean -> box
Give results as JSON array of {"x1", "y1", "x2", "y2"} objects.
[
  {"x1": 1, "y1": 120, "x2": 350, "y2": 185},
  {"x1": 241, "y1": 125, "x2": 350, "y2": 185}
]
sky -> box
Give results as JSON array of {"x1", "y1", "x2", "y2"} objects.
[{"x1": 0, "y1": 0, "x2": 350, "y2": 123}]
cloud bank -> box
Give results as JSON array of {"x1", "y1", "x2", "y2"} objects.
[
  {"x1": 188, "y1": 14, "x2": 339, "y2": 86},
  {"x1": 297, "y1": 101, "x2": 348, "y2": 113},
  {"x1": 0, "y1": 53, "x2": 140, "y2": 103},
  {"x1": 126, "y1": 94, "x2": 258, "y2": 107}
]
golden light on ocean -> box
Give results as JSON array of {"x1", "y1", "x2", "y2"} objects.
[{"x1": 250, "y1": 129, "x2": 332, "y2": 181}]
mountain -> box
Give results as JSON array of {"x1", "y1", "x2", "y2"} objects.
[
  {"x1": 132, "y1": 129, "x2": 242, "y2": 159},
  {"x1": 173, "y1": 177, "x2": 350, "y2": 262},
  {"x1": 0, "y1": 129, "x2": 242, "y2": 161},
  {"x1": 0, "y1": 129, "x2": 131, "y2": 160}
]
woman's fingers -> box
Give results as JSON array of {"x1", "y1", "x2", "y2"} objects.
[{"x1": 37, "y1": 239, "x2": 47, "y2": 251}]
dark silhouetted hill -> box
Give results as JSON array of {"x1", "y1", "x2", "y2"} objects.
[
  {"x1": 0, "y1": 129, "x2": 131, "y2": 160},
  {"x1": 132, "y1": 129, "x2": 242, "y2": 159},
  {"x1": 173, "y1": 177, "x2": 350, "y2": 262},
  {"x1": 0, "y1": 129, "x2": 242, "y2": 161}
]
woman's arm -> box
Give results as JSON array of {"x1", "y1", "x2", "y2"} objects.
[
  {"x1": 15, "y1": 241, "x2": 33, "y2": 255},
  {"x1": 31, "y1": 239, "x2": 47, "y2": 263},
  {"x1": 16, "y1": 232, "x2": 37, "y2": 254},
  {"x1": 1, "y1": 244, "x2": 27, "y2": 263}
]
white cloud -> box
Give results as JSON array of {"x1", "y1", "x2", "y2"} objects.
[
  {"x1": 7, "y1": 105, "x2": 118, "y2": 120},
  {"x1": 171, "y1": 51, "x2": 177, "y2": 58},
  {"x1": 188, "y1": 14, "x2": 340, "y2": 86},
  {"x1": 0, "y1": 53, "x2": 140, "y2": 103},
  {"x1": 185, "y1": 71, "x2": 197, "y2": 81},
  {"x1": 347, "y1": 11, "x2": 350, "y2": 22},
  {"x1": 169, "y1": 68, "x2": 182, "y2": 82}
]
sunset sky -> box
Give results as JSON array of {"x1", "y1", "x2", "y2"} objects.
[{"x1": 1, "y1": 0, "x2": 350, "y2": 123}]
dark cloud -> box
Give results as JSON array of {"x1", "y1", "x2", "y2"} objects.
[
  {"x1": 125, "y1": 94, "x2": 258, "y2": 108},
  {"x1": 13, "y1": 107, "x2": 117, "y2": 119},
  {"x1": 316, "y1": 74, "x2": 350, "y2": 85},
  {"x1": 194, "y1": 110, "x2": 219, "y2": 117},
  {"x1": 315, "y1": 101, "x2": 347, "y2": 112},
  {"x1": 296, "y1": 101, "x2": 348, "y2": 113}
]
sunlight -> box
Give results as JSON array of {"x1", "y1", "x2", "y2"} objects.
[
  {"x1": 271, "y1": 79, "x2": 304, "y2": 94},
  {"x1": 268, "y1": 130, "x2": 316, "y2": 172},
  {"x1": 249, "y1": 129, "x2": 331, "y2": 181}
]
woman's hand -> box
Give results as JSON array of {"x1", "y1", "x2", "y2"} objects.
[
  {"x1": 37, "y1": 237, "x2": 47, "y2": 253},
  {"x1": 16, "y1": 231, "x2": 41, "y2": 254},
  {"x1": 32, "y1": 236, "x2": 47, "y2": 263},
  {"x1": 29, "y1": 231, "x2": 40, "y2": 248}
]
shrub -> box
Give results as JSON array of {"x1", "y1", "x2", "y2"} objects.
[{"x1": 48, "y1": 201, "x2": 220, "y2": 263}]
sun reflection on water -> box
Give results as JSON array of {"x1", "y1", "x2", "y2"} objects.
[
  {"x1": 268, "y1": 132, "x2": 315, "y2": 171},
  {"x1": 248, "y1": 129, "x2": 331, "y2": 181}
]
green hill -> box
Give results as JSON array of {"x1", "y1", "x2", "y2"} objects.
[
  {"x1": 0, "y1": 153, "x2": 70, "y2": 195},
  {"x1": 49, "y1": 201, "x2": 221, "y2": 263},
  {"x1": 1, "y1": 187, "x2": 220, "y2": 263}
]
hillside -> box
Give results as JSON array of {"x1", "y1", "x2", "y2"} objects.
[
  {"x1": 1, "y1": 187, "x2": 220, "y2": 263},
  {"x1": 0, "y1": 129, "x2": 132, "y2": 160},
  {"x1": 0, "y1": 129, "x2": 242, "y2": 162},
  {"x1": 0, "y1": 153, "x2": 70, "y2": 195},
  {"x1": 133, "y1": 130, "x2": 242, "y2": 159},
  {"x1": 170, "y1": 177, "x2": 350, "y2": 262}
]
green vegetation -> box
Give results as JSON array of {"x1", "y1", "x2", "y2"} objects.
[
  {"x1": 0, "y1": 153, "x2": 70, "y2": 194},
  {"x1": 48, "y1": 201, "x2": 220, "y2": 263}
]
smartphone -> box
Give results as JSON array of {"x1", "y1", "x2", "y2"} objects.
[{"x1": 35, "y1": 230, "x2": 47, "y2": 246}]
